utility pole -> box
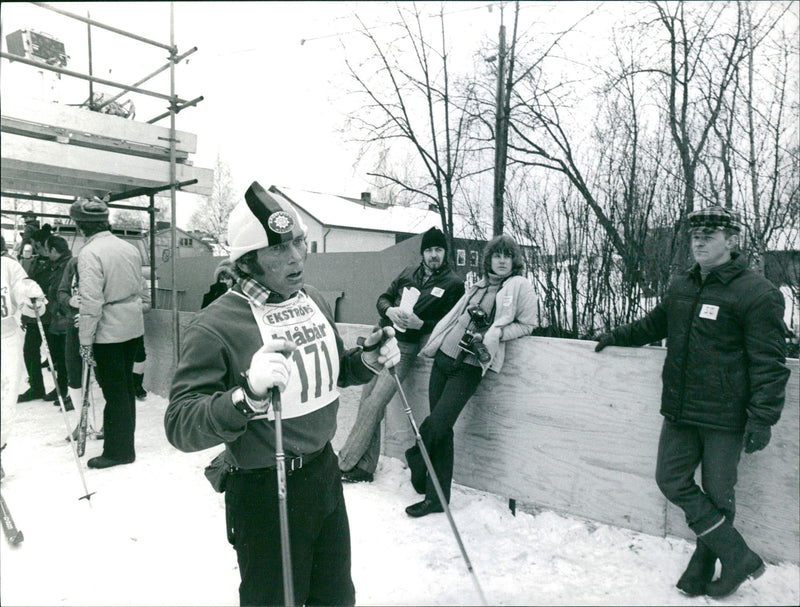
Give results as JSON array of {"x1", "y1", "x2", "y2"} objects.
[{"x1": 492, "y1": 16, "x2": 507, "y2": 237}]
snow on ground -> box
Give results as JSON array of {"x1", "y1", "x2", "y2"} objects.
[{"x1": 1, "y1": 380, "x2": 798, "y2": 606}]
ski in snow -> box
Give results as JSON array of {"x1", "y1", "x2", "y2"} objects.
[{"x1": 0, "y1": 492, "x2": 24, "y2": 546}]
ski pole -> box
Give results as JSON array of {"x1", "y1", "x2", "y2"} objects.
[
  {"x1": 271, "y1": 386, "x2": 295, "y2": 607},
  {"x1": 31, "y1": 299, "x2": 94, "y2": 502},
  {"x1": 389, "y1": 366, "x2": 488, "y2": 606}
]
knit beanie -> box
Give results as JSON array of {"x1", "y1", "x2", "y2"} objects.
[
  {"x1": 228, "y1": 182, "x2": 307, "y2": 262},
  {"x1": 420, "y1": 226, "x2": 447, "y2": 254},
  {"x1": 70, "y1": 197, "x2": 109, "y2": 222}
]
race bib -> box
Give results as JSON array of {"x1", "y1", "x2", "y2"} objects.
[
  {"x1": 699, "y1": 304, "x2": 719, "y2": 320},
  {"x1": 249, "y1": 292, "x2": 340, "y2": 421}
]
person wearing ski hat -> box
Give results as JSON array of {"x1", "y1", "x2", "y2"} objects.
[
  {"x1": 165, "y1": 181, "x2": 400, "y2": 606},
  {"x1": 201, "y1": 258, "x2": 236, "y2": 308},
  {"x1": 71, "y1": 196, "x2": 145, "y2": 469},
  {"x1": 594, "y1": 205, "x2": 789, "y2": 598},
  {"x1": 338, "y1": 225, "x2": 464, "y2": 483}
]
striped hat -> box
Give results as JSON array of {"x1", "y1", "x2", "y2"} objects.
[
  {"x1": 227, "y1": 182, "x2": 307, "y2": 261},
  {"x1": 687, "y1": 206, "x2": 741, "y2": 233}
]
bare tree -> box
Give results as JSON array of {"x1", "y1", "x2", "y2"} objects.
[
  {"x1": 342, "y1": 2, "x2": 481, "y2": 253},
  {"x1": 189, "y1": 154, "x2": 234, "y2": 252}
]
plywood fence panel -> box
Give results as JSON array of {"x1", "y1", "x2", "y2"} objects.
[{"x1": 143, "y1": 319, "x2": 799, "y2": 563}]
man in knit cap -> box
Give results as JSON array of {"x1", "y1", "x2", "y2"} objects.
[
  {"x1": 338, "y1": 226, "x2": 464, "y2": 483},
  {"x1": 165, "y1": 181, "x2": 400, "y2": 606},
  {"x1": 70, "y1": 197, "x2": 145, "y2": 469},
  {"x1": 595, "y1": 205, "x2": 789, "y2": 599}
]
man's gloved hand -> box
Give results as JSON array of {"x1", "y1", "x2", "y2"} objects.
[
  {"x1": 385, "y1": 307, "x2": 409, "y2": 330},
  {"x1": 404, "y1": 312, "x2": 424, "y2": 331},
  {"x1": 20, "y1": 296, "x2": 47, "y2": 319},
  {"x1": 243, "y1": 339, "x2": 296, "y2": 413},
  {"x1": 594, "y1": 333, "x2": 615, "y2": 352},
  {"x1": 743, "y1": 420, "x2": 771, "y2": 454},
  {"x1": 22, "y1": 282, "x2": 45, "y2": 300},
  {"x1": 80, "y1": 344, "x2": 96, "y2": 367},
  {"x1": 361, "y1": 326, "x2": 401, "y2": 373}
]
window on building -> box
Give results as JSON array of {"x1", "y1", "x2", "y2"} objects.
[
  {"x1": 179, "y1": 237, "x2": 193, "y2": 247},
  {"x1": 310, "y1": 241, "x2": 318, "y2": 253},
  {"x1": 469, "y1": 250, "x2": 479, "y2": 266},
  {"x1": 456, "y1": 249, "x2": 466, "y2": 266}
]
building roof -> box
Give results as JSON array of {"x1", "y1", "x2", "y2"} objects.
[{"x1": 271, "y1": 185, "x2": 442, "y2": 235}]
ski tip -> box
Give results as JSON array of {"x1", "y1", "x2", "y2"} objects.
[{"x1": 79, "y1": 492, "x2": 96, "y2": 502}]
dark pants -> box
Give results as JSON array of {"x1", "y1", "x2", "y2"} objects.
[
  {"x1": 655, "y1": 418, "x2": 743, "y2": 535},
  {"x1": 225, "y1": 444, "x2": 355, "y2": 607},
  {"x1": 22, "y1": 321, "x2": 49, "y2": 395},
  {"x1": 65, "y1": 324, "x2": 82, "y2": 390},
  {"x1": 407, "y1": 350, "x2": 483, "y2": 504},
  {"x1": 46, "y1": 332, "x2": 68, "y2": 397},
  {"x1": 93, "y1": 338, "x2": 139, "y2": 461}
]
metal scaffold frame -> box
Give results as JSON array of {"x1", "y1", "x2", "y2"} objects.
[{"x1": 0, "y1": 1, "x2": 206, "y2": 361}]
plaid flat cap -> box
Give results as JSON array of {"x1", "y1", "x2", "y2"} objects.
[{"x1": 687, "y1": 206, "x2": 741, "y2": 233}]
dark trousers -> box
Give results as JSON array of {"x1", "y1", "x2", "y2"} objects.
[
  {"x1": 225, "y1": 444, "x2": 355, "y2": 607},
  {"x1": 45, "y1": 332, "x2": 68, "y2": 397},
  {"x1": 22, "y1": 321, "x2": 49, "y2": 395},
  {"x1": 65, "y1": 324, "x2": 82, "y2": 389},
  {"x1": 93, "y1": 338, "x2": 139, "y2": 461},
  {"x1": 406, "y1": 350, "x2": 483, "y2": 504},
  {"x1": 655, "y1": 418, "x2": 743, "y2": 535}
]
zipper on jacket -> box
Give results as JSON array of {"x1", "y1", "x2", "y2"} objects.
[{"x1": 676, "y1": 278, "x2": 705, "y2": 421}]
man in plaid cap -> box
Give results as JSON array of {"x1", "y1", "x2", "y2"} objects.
[
  {"x1": 594, "y1": 205, "x2": 789, "y2": 598},
  {"x1": 71, "y1": 197, "x2": 146, "y2": 469},
  {"x1": 165, "y1": 182, "x2": 400, "y2": 606}
]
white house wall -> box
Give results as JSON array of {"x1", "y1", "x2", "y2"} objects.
[{"x1": 324, "y1": 227, "x2": 395, "y2": 252}]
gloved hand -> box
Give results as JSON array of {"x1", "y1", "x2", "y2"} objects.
[
  {"x1": 243, "y1": 339, "x2": 296, "y2": 412},
  {"x1": 404, "y1": 312, "x2": 424, "y2": 331},
  {"x1": 20, "y1": 296, "x2": 47, "y2": 319},
  {"x1": 594, "y1": 333, "x2": 615, "y2": 352},
  {"x1": 21, "y1": 282, "x2": 45, "y2": 300},
  {"x1": 361, "y1": 326, "x2": 401, "y2": 373},
  {"x1": 743, "y1": 420, "x2": 771, "y2": 454},
  {"x1": 80, "y1": 344, "x2": 96, "y2": 367},
  {"x1": 385, "y1": 307, "x2": 409, "y2": 330}
]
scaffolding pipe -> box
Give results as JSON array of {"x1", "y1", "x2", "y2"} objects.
[
  {"x1": 149, "y1": 193, "x2": 157, "y2": 309},
  {"x1": 87, "y1": 11, "x2": 95, "y2": 110},
  {"x1": 95, "y1": 47, "x2": 198, "y2": 112},
  {"x1": 33, "y1": 2, "x2": 176, "y2": 52},
  {"x1": 169, "y1": 1, "x2": 180, "y2": 365},
  {"x1": 147, "y1": 95, "x2": 204, "y2": 124},
  {"x1": 0, "y1": 52, "x2": 186, "y2": 104}
]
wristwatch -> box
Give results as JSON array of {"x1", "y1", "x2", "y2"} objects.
[{"x1": 231, "y1": 387, "x2": 255, "y2": 418}]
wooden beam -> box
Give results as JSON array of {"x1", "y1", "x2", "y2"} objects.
[
  {"x1": 1, "y1": 95, "x2": 197, "y2": 155},
  {"x1": 1, "y1": 133, "x2": 213, "y2": 197}
]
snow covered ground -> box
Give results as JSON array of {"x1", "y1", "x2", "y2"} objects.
[{"x1": 1, "y1": 380, "x2": 798, "y2": 606}]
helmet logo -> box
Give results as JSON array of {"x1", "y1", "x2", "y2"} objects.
[{"x1": 268, "y1": 211, "x2": 294, "y2": 234}]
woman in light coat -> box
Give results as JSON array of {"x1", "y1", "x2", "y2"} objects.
[{"x1": 405, "y1": 234, "x2": 538, "y2": 517}]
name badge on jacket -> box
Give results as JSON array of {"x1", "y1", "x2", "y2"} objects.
[
  {"x1": 431, "y1": 287, "x2": 445, "y2": 298},
  {"x1": 699, "y1": 304, "x2": 719, "y2": 320}
]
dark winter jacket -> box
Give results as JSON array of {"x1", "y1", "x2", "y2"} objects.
[
  {"x1": 608, "y1": 253, "x2": 789, "y2": 431},
  {"x1": 376, "y1": 262, "x2": 464, "y2": 343},
  {"x1": 22, "y1": 254, "x2": 53, "y2": 325},
  {"x1": 45, "y1": 251, "x2": 73, "y2": 334}
]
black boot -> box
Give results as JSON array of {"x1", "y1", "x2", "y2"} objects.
[
  {"x1": 701, "y1": 522, "x2": 765, "y2": 598},
  {"x1": 405, "y1": 446, "x2": 426, "y2": 495},
  {"x1": 133, "y1": 373, "x2": 147, "y2": 400},
  {"x1": 405, "y1": 499, "x2": 444, "y2": 518},
  {"x1": 18, "y1": 388, "x2": 45, "y2": 403},
  {"x1": 676, "y1": 540, "x2": 717, "y2": 596}
]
